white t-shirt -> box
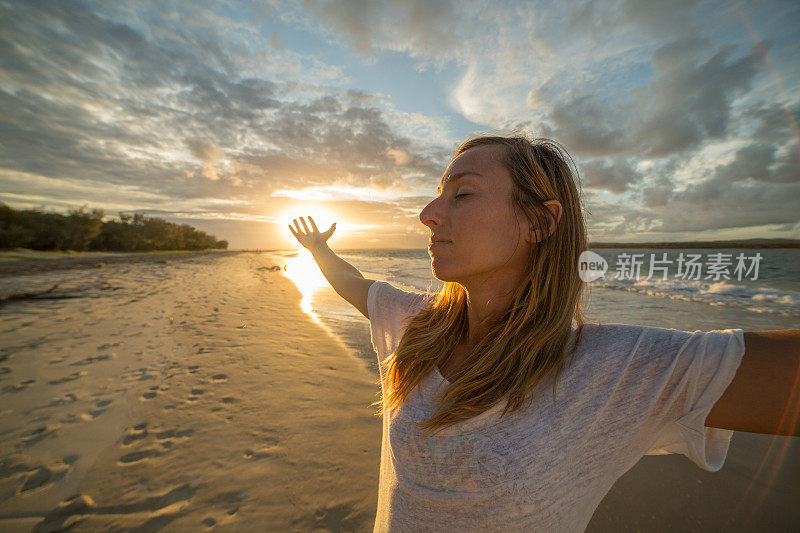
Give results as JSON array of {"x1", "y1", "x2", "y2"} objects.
[{"x1": 367, "y1": 280, "x2": 746, "y2": 533}]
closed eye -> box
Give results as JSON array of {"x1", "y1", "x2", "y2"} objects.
[{"x1": 455, "y1": 193, "x2": 471, "y2": 199}]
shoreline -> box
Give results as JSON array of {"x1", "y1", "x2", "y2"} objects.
[{"x1": 0, "y1": 250, "x2": 244, "y2": 277}]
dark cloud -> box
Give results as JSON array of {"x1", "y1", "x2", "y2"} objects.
[
  {"x1": 641, "y1": 185, "x2": 671, "y2": 208},
  {"x1": 638, "y1": 39, "x2": 764, "y2": 157},
  {"x1": 654, "y1": 181, "x2": 800, "y2": 232},
  {"x1": 547, "y1": 96, "x2": 632, "y2": 158},
  {"x1": 579, "y1": 159, "x2": 641, "y2": 194},
  {"x1": 712, "y1": 143, "x2": 776, "y2": 183},
  {"x1": 745, "y1": 102, "x2": 800, "y2": 144},
  {"x1": 545, "y1": 39, "x2": 765, "y2": 160}
]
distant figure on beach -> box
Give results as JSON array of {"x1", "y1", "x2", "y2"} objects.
[{"x1": 289, "y1": 133, "x2": 800, "y2": 532}]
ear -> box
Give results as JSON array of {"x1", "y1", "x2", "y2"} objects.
[{"x1": 530, "y1": 200, "x2": 563, "y2": 243}]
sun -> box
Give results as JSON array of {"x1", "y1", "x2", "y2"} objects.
[{"x1": 277, "y1": 205, "x2": 345, "y2": 322}]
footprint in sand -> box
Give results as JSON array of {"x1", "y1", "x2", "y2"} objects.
[
  {"x1": 5, "y1": 378, "x2": 36, "y2": 393},
  {"x1": 17, "y1": 461, "x2": 71, "y2": 494},
  {"x1": 141, "y1": 386, "x2": 158, "y2": 400},
  {"x1": 34, "y1": 494, "x2": 95, "y2": 533},
  {"x1": 47, "y1": 371, "x2": 87, "y2": 385},
  {"x1": 82, "y1": 398, "x2": 113, "y2": 419},
  {"x1": 46, "y1": 393, "x2": 79, "y2": 408},
  {"x1": 211, "y1": 374, "x2": 228, "y2": 382},
  {"x1": 121, "y1": 423, "x2": 194, "y2": 454},
  {"x1": 18, "y1": 425, "x2": 60, "y2": 448},
  {"x1": 70, "y1": 354, "x2": 113, "y2": 366},
  {"x1": 122, "y1": 367, "x2": 156, "y2": 383},
  {"x1": 97, "y1": 342, "x2": 121, "y2": 351},
  {"x1": 122, "y1": 423, "x2": 148, "y2": 446},
  {"x1": 118, "y1": 449, "x2": 160, "y2": 465},
  {"x1": 187, "y1": 388, "x2": 205, "y2": 402}
]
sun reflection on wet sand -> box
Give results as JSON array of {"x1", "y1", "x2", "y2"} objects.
[{"x1": 274, "y1": 250, "x2": 330, "y2": 324}]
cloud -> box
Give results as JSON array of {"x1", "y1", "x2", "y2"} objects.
[
  {"x1": 580, "y1": 159, "x2": 641, "y2": 194},
  {"x1": 568, "y1": 0, "x2": 702, "y2": 41},
  {"x1": 0, "y1": 0, "x2": 449, "y2": 208},
  {"x1": 637, "y1": 39, "x2": 764, "y2": 157},
  {"x1": 546, "y1": 95, "x2": 632, "y2": 158},
  {"x1": 654, "y1": 180, "x2": 800, "y2": 232},
  {"x1": 302, "y1": 0, "x2": 460, "y2": 60},
  {"x1": 385, "y1": 147, "x2": 411, "y2": 165}
]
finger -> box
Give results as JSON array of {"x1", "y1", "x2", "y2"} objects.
[
  {"x1": 293, "y1": 218, "x2": 303, "y2": 234},
  {"x1": 288, "y1": 225, "x2": 297, "y2": 237},
  {"x1": 309, "y1": 217, "x2": 319, "y2": 233},
  {"x1": 300, "y1": 217, "x2": 310, "y2": 233}
]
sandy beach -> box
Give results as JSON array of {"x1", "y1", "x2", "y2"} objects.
[
  {"x1": 0, "y1": 251, "x2": 796, "y2": 532},
  {"x1": 0, "y1": 252, "x2": 383, "y2": 531}
]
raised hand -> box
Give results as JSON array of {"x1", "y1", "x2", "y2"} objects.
[{"x1": 288, "y1": 216, "x2": 336, "y2": 251}]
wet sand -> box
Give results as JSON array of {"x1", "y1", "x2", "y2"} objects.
[{"x1": 0, "y1": 250, "x2": 244, "y2": 276}]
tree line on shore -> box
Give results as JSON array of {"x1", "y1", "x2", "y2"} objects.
[{"x1": 0, "y1": 204, "x2": 228, "y2": 251}]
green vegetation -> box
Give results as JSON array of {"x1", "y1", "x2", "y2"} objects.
[{"x1": 0, "y1": 204, "x2": 228, "y2": 252}]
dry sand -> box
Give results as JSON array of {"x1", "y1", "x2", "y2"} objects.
[
  {"x1": 0, "y1": 252, "x2": 382, "y2": 531},
  {"x1": 0, "y1": 251, "x2": 796, "y2": 532}
]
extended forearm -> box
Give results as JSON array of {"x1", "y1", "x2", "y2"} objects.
[{"x1": 310, "y1": 243, "x2": 364, "y2": 287}]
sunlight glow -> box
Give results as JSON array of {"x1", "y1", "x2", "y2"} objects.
[
  {"x1": 273, "y1": 184, "x2": 409, "y2": 202},
  {"x1": 278, "y1": 250, "x2": 330, "y2": 323},
  {"x1": 279, "y1": 205, "x2": 379, "y2": 244}
]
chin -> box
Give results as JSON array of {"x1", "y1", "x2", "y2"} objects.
[{"x1": 429, "y1": 258, "x2": 460, "y2": 283}]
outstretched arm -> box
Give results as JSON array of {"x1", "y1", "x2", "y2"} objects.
[
  {"x1": 289, "y1": 216, "x2": 375, "y2": 320},
  {"x1": 705, "y1": 329, "x2": 800, "y2": 436}
]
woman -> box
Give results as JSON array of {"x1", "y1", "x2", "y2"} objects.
[{"x1": 289, "y1": 134, "x2": 799, "y2": 532}]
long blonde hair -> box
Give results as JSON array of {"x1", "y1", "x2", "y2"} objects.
[{"x1": 372, "y1": 133, "x2": 591, "y2": 435}]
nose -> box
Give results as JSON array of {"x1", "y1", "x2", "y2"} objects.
[{"x1": 419, "y1": 197, "x2": 442, "y2": 228}]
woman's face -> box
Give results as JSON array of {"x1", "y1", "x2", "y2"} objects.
[{"x1": 419, "y1": 144, "x2": 533, "y2": 285}]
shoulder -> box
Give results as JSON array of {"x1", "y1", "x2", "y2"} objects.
[
  {"x1": 577, "y1": 322, "x2": 696, "y2": 344},
  {"x1": 574, "y1": 322, "x2": 650, "y2": 349},
  {"x1": 574, "y1": 322, "x2": 738, "y2": 365},
  {"x1": 570, "y1": 322, "x2": 693, "y2": 368},
  {"x1": 368, "y1": 280, "x2": 434, "y2": 320}
]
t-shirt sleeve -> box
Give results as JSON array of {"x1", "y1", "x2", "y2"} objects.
[
  {"x1": 629, "y1": 326, "x2": 746, "y2": 471},
  {"x1": 367, "y1": 281, "x2": 431, "y2": 369}
]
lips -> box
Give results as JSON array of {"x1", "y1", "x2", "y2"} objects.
[{"x1": 428, "y1": 240, "x2": 451, "y2": 251}]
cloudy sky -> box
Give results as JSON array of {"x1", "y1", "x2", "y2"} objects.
[{"x1": 1, "y1": 0, "x2": 798, "y2": 250}]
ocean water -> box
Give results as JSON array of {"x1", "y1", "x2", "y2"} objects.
[{"x1": 265, "y1": 248, "x2": 799, "y2": 372}]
